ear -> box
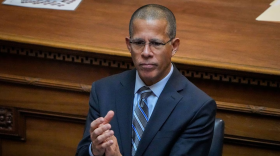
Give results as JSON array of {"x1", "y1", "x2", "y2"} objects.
[
  {"x1": 125, "y1": 37, "x2": 132, "y2": 53},
  {"x1": 171, "y1": 38, "x2": 180, "y2": 56}
]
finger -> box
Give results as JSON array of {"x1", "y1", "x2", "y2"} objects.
[
  {"x1": 103, "y1": 110, "x2": 114, "y2": 124},
  {"x1": 91, "y1": 124, "x2": 111, "y2": 141},
  {"x1": 90, "y1": 117, "x2": 104, "y2": 132},
  {"x1": 95, "y1": 130, "x2": 114, "y2": 145},
  {"x1": 100, "y1": 138, "x2": 114, "y2": 148}
]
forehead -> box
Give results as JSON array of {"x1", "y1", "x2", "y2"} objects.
[{"x1": 131, "y1": 19, "x2": 169, "y2": 39}]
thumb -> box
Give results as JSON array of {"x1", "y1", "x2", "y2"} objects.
[{"x1": 103, "y1": 110, "x2": 114, "y2": 124}]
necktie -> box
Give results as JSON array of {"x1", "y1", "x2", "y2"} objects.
[{"x1": 132, "y1": 86, "x2": 152, "y2": 156}]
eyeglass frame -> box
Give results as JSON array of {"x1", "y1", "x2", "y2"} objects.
[{"x1": 129, "y1": 38, "x2": 174, "y2": 51}]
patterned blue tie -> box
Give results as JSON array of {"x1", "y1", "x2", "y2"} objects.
[{"x1": 132, "y1": 86, "x2": 152, "y2": 156}]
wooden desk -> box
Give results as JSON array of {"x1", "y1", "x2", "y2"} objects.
[
  {"x1": 0, "y1": 0, "x2": 280, "y2": 155},
  {"x1": 1, "y1": 0, "x2": 280, "y2": 75}
]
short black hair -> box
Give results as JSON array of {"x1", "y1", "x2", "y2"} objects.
[{"x1": 129, "y1": 4, "x2": 176, "y2": 39}]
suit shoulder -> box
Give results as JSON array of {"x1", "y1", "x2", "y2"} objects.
[
  {"x1": 169, "y1": 67, "x2": 213, "y2": 103},
  {"x1": 91, "y1": 69, "x2": 135, "y2": 87},
  {"x1": 181, "y1": 78, "x2": 214, "y2": 104}
]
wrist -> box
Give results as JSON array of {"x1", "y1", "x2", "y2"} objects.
[{"x1": 91, "y1": 144, "x2": 103, "y2": 156}]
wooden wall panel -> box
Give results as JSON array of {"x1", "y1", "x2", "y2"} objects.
[
  {"x1": 191, "y1": 79, "x2": 280, "y2": 110},
  {"x1": 223, "y1": 144, "x2": 280, "y2": 156},
  {"x1": 217, "y1": 110, "x2": 280, "y2": 144},
  {"x1": 0, "y1": 53, "x2": 125, "y2": 85},
  {"x1": 1, "y1": 117, "x2": 84, "y2": 156},
  {"x1": 0, "y1": 82, "x2": 89, "y2": 116},
  {"x1": 1, "y1": 52, "x2": 280, "y2": 155}
]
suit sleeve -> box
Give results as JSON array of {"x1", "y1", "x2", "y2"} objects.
[
  {"x1": 169, "y1": 99, "x2": 217, "y2": 156},
  {"x1": 76, "y1": 83, "x2": 101, "y2": 156}
]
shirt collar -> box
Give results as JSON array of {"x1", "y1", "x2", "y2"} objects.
[{"x1": 134, "y1": 64, "x2": 174, "y2": 97}]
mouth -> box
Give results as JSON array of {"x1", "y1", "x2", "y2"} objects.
[{"x1": 139, "y1": 63, "x2": 157, "y2": 70}]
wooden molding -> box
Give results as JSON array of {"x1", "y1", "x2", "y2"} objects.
[
  {"x1": 179, "y1": 69, "x2": 279, "y2": 88},
  {"x1": 225, "y1": 134, "x2": 280, "y2": 150},
  {"x1": 0, "y1": 107, "x2": 13, "y2": 132},
  {"x1": 0, "y1": 44, "x2": 279, "y2": 88},
  {"x1": 0, "y1": 43, "x2": 134, "y2": 70},
  {"x1": 0, "y1": 106, "x2": 24, "y2": 140},
  {"x1": 0, "y1": 105, "x2": 279, "y2": 149},
  {"x1": 1, "y1": 34, "x2": 280, "y2": 77},
  {"x1": 217, "y1": 101, "x2": 280, "y2": 117},
  {"x1": 1, "y1": 73, "x2": 280, "y2": 118},
  {"x1": 18, "y1": 109, "x2": 86, "y2": 125},
  {"x1": 0, "y1": 73, "x2": 91, "y2": 93}
]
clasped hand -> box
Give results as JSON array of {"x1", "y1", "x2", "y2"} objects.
[{"x1": 90, "y1": 111, "x2": 122, "y2": 156}]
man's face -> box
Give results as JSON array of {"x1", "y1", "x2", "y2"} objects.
[{"x1": 126, "y1": 19, "x2": 179, "y2": 86}]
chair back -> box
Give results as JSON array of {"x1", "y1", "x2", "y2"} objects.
[{"x1": 208, "y1": 118, "x2": 225, "y2": 156}]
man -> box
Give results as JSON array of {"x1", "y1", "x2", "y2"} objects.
[{"x1": 76, "y1": 4, "x2": 216, "y2": 156}]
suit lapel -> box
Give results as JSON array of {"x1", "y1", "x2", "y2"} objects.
[
  {"x1": 115, "y1": 69, "x2": 136, "y2": 156},
  {"x1": 135, "y1": 67, "x2": 185, "y2": 156}
]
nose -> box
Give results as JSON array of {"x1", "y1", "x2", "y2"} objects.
[{"x1": 141, "y1": 43, "x2": 153, "y2": 57}]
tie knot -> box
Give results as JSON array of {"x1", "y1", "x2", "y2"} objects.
[{"x1": 138, "y1": 86, "x2": 152, "y2": 99}]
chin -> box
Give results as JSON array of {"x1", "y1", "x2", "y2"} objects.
[
  {"x1": 139, "y1": 72, "x2": 157, "y2": 83},
  {"x1": 140, "y1": 73, "x2": 154, "y2": 79},
  {"x1": 139, "y1": 69, "x2": 156, "y2": 76}
]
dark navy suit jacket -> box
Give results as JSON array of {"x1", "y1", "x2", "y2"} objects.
[{"x1": 76, "y1": 67, "x2": 216, "y2": 156}]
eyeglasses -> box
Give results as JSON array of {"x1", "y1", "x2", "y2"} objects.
[{"x1": 129, "y1": 38, "x2": 173, "y2": 51}]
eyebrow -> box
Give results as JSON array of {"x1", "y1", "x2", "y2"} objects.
[
  {"x1": 149, "y1": 38, "x2": 163, "y2": 43},
  {"x1": 130, "y1": 38, "x2": 144, "y2": 42},
  {"x1": 130, "y1": 38, "x2": 163, "y2": 43}
]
